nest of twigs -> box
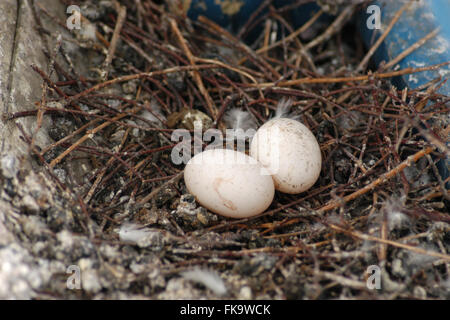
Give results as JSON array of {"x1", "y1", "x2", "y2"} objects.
[{"x1": 7, "y1": 0, "x2": 449, "y2": 299}]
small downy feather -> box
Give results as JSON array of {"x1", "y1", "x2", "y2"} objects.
[
  {"x1": 274, "y1": 98, "x2": 293, "y2": 119},
  {"x1": 223, "y1": 108, "x2": 256, "y2": 132},
  {"x1": 140, "y1": 99, "x2": 165, "y2": 125},
  {"x1": 181, "y1": 268, "x2": 227, "y2": 296},
  {"x1": 118, "y1": 222, "x2": 153, "y2": 244}
]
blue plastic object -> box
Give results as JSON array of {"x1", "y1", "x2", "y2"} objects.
[
  {"x1": 359, "y1": 0, "x2": 450, "y2": 94},
  {"x1": 359, "y1": 0, "x2": 449, "y2": 188}
]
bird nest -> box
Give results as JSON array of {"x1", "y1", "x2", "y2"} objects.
[{"x1": 2, "y1": 0, "x2": 449, "y2": 299}]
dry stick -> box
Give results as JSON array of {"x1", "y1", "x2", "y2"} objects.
[
  {"x1": 65, "y1": 64, "x2": 217, "y2": 104},
  {"x1": 198, "y1": 15, "x2": 281, "y2": 80},
  {"x1": 195, "y1": 57, "x2": 258, "y2": 85},
  {"x1": 381, "y1": 28, "x2": 440, "y2": 71},
  {"x1": 264, "y1": 9, "x2": 323, "y2": 54},
  {"x1": 31, "y1": 64, "x2": 68, "y2": 98},
  {"x1": 32, "y1": 35, "x2": 63, "y2": 149},
  {"x1": 379, "y1": 208, "x2": 388, "y2": 262},
  {"x1": 238, "y1": 9, "x2": 323, "y2": 65},
  {"x1": 236, "y1": 0, "x2": 271, "y2": 39},
  {"x1": 304, "y1": 5, "x2": 356, "y2": 51},
  {"x1": 251, "y1": 62, "x2": 449, "y2": 88},
  {"x1": 356, "y1": 0, "x2": 412, "y2": 73},
  {"x1": 85, "y1": 157, "x2": 115, "y2": 203},
  {"x1": 194, "y1": 57, "x2": 266, "y2": 102},
  {"x1": 49, "y1": 105, "x2": 141, "y2": 168},
  {"x1": 169, "y1": 18, "x2": 217, "y2": 119},
  {"x1": 33, "y1": 83, "x2": 48, "y2": 150},
  {"x1": 41, "y1": 119, "x2": 101, "y2": 155},
  {"x1": 84, "y1": 128, "x2": 130, "y2": 204},
  {"x1": 315, "y1": 270, "x2": 367, "y2": 290},
  {"x1": 262, "y1": 19, "x2": 271, "y2": 59},
  {"x1": 272, "y1": 11, "x2": 317, "y2": 73},
  {"x1": 328, "y1": 224, "x2": 450, "y2": 261},
  {"x1": 138, "y1": 170, "x2": 184, "y2": 205},
  {"x1": 15, "y1": 122, "x2": 68, "y2": 192},
  {"x1": 317, "y1": 146, "x2": 435, "y2": 213},
  {"x1": 425, "y1": 154, "x2": 450, "y2": 201},
  {"x1": 102, "y1": 2, "x2": 127, "y2": 80},
  {"x1": 120, "y1": 34, "x2": 155, "y2": 66},
  {"x1": 417, "y1": 120, "x2": 450, "y2": 157}
]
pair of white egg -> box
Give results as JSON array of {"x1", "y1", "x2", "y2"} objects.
[{"x1": 184, "y1": 117, "x2": 322, "y2": 218}]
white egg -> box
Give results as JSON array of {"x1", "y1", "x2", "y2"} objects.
[
  {"x1": 250, "y1": 118, "x2": 321, "y2": 194},
  {"x1": 184, "y1": 149, "x2": 275, "y2": 218}
]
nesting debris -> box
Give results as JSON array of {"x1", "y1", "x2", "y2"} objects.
[
  {"x1": 0, "y1": 155, "x2": 19, "y2": 179},
  {"x1": 118, "y1": 222, "x2": 168, "y2": 249},
  {"x1": 173, "y1": 194, "x2": 218, "y2": 229},
  {"x1": 167, "y1": 108, "x2": 213, "y2": 130},
  {"x1": 180, "y1": 268, "x2": 227, "y2": 296}
]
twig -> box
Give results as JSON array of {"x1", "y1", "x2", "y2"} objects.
[
  {"x1": 49, "y1": 105, "x2": 142, "y2": 168},
  {"x1": 356, "y1": 0, "x2": 412, "y2": 72},
  {"x1": 318, "y1": 146, "x2": 435, "y2": 213},
  {"x1": 381, "y1": 28, "x2": 440, "y2": 71},
  {"x1": 198, "y1": 15, "x2": 281, "y2": 80},
  {"x1": 315, "y1": 270, "x2": 367, "y2": 290},
  {"x1": 304, "y1": 5, "x2": 355, "y2": 51},
  {"x1": 169, "y1": 18, "x2": 217, "y2": 119},
  {"x1": 238, "y1": 9, "x2": 323, "y2": 65},
  {"x1": 329, "y1": 223, "x2": 450, "y2": 261},
  {"x1": 251, "y1": 62, "x2": 450, "y2": 88},
  {"x1": 65, "y1": 64, "x2": 218, "y2": 104},
  {"x1": 138, "y1": 170, "x2": 184, "y2": 205},
  {"x1": 84, "y1": 128, "x2": 130, "y2": 203},
  {"x1": 101, "y1": 2, "x2": 127, "y2": 80}
]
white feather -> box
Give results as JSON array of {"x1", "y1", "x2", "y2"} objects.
[
  {"x1": 118, "y1": 222, "x2": 153, "y2": 244},
  {"x1": 382, "y1": 196, "x2": 411, "y2": 231},
  {"x1": 79, "y1": 23, "x2": 97, "y2": 42},
  {"x1": 181, "y1": 268, "x2": 227, "y2": 296},
  {"x1": 141, "y1": 99, "x2": 165, "y2": 124},
  {"x1": 274, "y1": 98, "x2": 293, "y2": 118},
  {"x1": 387, "y1": 210, "x2": 410, "y2": 231},
  {"x1": 223, "y1": 108, "x2": 256, "y2": 131},
  {"x1": 406, "y1": 245, "x2": 440, "y2": 270}
]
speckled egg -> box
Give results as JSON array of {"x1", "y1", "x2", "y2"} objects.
[
  {"x1": 184, "y1": 149, "x2": 275, "y2": 218},
  {"x1": 250, "y1": 118, "x2": 321, "y2": 194}
]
